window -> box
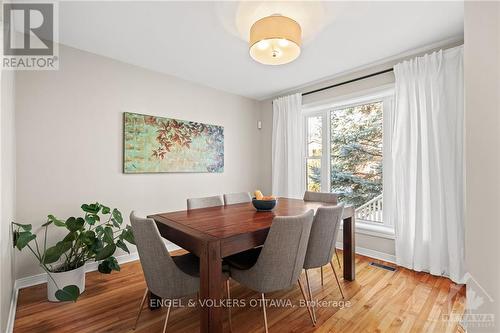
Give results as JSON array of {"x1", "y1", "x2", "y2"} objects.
[
  {"x1": 306, "y1": 115, "x2": 322, "y2": 192},
  {"x1": 304, "y1": 91, "x2": 393, "y2": 229}
]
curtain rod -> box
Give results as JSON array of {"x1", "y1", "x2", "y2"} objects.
[{"x1": 302, "y1": 68, "x2": 394, "y2": 97}]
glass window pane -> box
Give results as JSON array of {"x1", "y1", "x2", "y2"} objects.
[
  {"x1": 306, "y1": 158, "x2": 321, "y2": 192},
  {"x1": 307, "y1": 116, "x2": 322, "y2": 157},
  {"x1": 330, "y1": 102, "x2": 383, "y2": 216}
]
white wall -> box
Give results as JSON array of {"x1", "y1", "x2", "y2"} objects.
[
  {"x1": 464, "y1": 2, "x2": 500, "y2": 331},
  {"x1": 14, "y1": 45, "x2": 263, "y2": 279},
  {"x1": 0, "y1": 69, "x2": 16, "y2": 332},
  {"x1": 258, "y1": 99, "x2": 273, "y2": 196}
]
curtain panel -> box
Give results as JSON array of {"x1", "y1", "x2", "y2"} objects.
[
  {"x1": 271, "y1": 93, "x2": 305, "y2": 198},
  {"x1": 389, "y1": 46, "x2": 465, "y2": 283}
]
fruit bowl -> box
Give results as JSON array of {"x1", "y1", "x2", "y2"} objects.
[{"x1": 252, "y1": 198, "x2": 277, "y2": 211}]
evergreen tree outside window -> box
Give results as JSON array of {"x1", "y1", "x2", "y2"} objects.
[
  {"x1": 330, "y1": 102, "x2": 382, "y2": 208},
  {"x1": 304, "y1": 92, "x2": 392, "y2": 226}
]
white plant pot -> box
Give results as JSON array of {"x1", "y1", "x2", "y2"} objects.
[{"x1": 47, "y1": 265, "x2": 86, "y2": 302}]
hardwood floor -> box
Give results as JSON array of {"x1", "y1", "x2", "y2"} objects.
[{"x1": 14, "y1": 251, "x2": 465, "y2": 333}]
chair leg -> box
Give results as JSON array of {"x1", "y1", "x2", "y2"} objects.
[
  {"x1": 298, "y1": 279, "x2": 316, "y2": 326},
  {"x1": 133, "y1": 288, "x2": 149, "y2": 330},
  {"x1": 304, "y1": 270, "x2": 316, "y2": 323},
  {"x1": 261, "y1": 293, "x2": 268, "y2": 333},
  {"x1": 320, "y1": 266, "x2": 324, "y2": 286},
  {"x1": 162, "y1": 303, "x2": 172, "y2": 333},
  {"x1": 335, "y1": 249, "x2": 342, "y2": 268},
  {"x1": 330, "y1": 261, "x2": 345, "y2": 299},
  {"x1": 226, "y1": 280, "x2": 233, "y2": 332}
]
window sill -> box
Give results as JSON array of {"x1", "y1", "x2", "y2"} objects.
[{"x1": 340, "y1": 219, "x2": 395, "y2": 240}]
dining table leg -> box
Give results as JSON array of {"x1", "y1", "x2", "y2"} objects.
[
  {"x1": 343, "y1": 215, "x2": 356, "y2": 281},
  {"x1": 200, "y1": 240, "x2": 223, "y2": 333}
]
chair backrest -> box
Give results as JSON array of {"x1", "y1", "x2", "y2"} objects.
[
  {"x1": 187, "y1": 195, "x2": 224, "y2": 210},
  {"x1": 130, "y1": 212, "x2": 198, "y2": 298},
  {"x1": 303, "y1": 191, "x2": 338, "y2": 204},
  {"x1": 223, "y1": 192, "x2": 252, "y2": 205},
  {"x1": 303, "y1": 205, "x2": 344, "y2": 269},
  {"x1": 234, "y1": 210, "x2": 314, "y2": 293}
]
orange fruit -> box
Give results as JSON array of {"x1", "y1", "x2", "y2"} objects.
[{"x1": 254, "y1": 190, "x2": 264, "y2": 200}]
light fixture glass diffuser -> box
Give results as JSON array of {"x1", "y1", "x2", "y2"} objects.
[{"x1": 249, "y1": 15, "x2": 302, "y2": 65}]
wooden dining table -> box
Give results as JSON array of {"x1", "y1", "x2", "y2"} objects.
[{"x1": 148, "y1": 197, "x2": 355, "y2": 333}]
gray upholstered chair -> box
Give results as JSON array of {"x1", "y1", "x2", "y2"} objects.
[
  {"x1": 303, "y1": 191, "x2": 338, "y2": 204},
  {"x1": 130, "y1": 211, "x2": 200, "y2": 332},
  {"x1": 131, "y1": 212, "x2": 232, "y2": 332},
  {"x1": 303, "y1": 191, "x2": 342, "y2": 270},
  {"x1": 223, "y1": 192, "x2": 252, "y2": 205},
  {"x1": 225, "y1": 210, "x2": 315, "y2": 332},
  {"x1": 303, "y1": 205, "x2": 345, "y2": 323},
  {"x1": 186, "y1": 195, "x2": 224, "y2": 210}
]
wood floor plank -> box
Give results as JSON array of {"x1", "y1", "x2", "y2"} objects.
[{"x1": 14, "y1": 251, "x2": 465, "y2": 333}]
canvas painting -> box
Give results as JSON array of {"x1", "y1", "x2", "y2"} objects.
[{"x1": 123, "y1": 112, "x2": 224, "y2": 173}]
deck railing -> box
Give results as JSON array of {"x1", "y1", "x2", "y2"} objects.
[{"x1": 355, "y1": 194, "x2": 383, "y2": 223}]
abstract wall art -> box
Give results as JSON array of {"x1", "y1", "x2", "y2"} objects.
[{"x1": 123, "y1": 112, "x2": 224, "y2": 173}]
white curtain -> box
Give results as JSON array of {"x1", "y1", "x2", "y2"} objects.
[
  {"x1": 272, "y1": 93, "x2": 305, "y2": 198},
  {"x1": 389, "y1": 46, "x2": 465, "y2": 283}
]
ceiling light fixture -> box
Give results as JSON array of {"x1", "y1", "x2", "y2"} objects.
[{"x1": 249, "y1": 14, "x2": 302, "y2": 65}]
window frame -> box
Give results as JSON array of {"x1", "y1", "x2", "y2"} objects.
[
  {"x1": 305, "y1": 112, "x2": 329, "y2": 192},
  {"x1": 303, "y1": 87, "x2": 394, "y2": 232}
]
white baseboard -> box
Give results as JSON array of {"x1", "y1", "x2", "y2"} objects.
[
  {"x1": 14, "y1": 243, "x2": 181, "y2": 290},
  {"x1": 336, "y1": 241, "x2": 396, "y2": 264},
  {"x1": 14, "y1": 252, "x2": 140, "y2": 290},
  {"x1": 6, "y1": 244, "x2": 181, "y2": 333}
]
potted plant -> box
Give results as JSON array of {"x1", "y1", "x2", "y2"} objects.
[{"x1": 12, "y1": 202, "x2": 135, "y2": 302}]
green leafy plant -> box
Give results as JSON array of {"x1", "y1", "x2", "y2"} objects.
[{"x1": 12, "y1": 202, "x2": 135, "y2": 302}]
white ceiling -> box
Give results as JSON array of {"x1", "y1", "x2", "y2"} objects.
[{"x1": 55, "y1": 1, "x2": 464, "y2": 100}]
